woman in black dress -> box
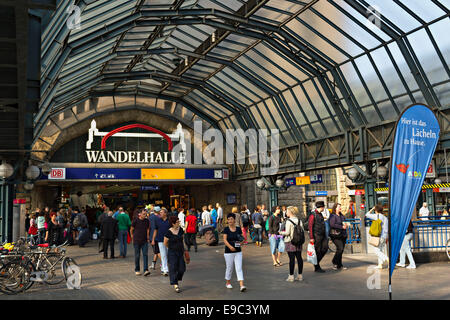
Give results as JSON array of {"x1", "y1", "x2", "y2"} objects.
[
  {"x1": 45, "y1": 212, "x2": 63, "y2": 252},
  {"x1": 164, "y1": 216, "x2": 188, "y2": 293}
]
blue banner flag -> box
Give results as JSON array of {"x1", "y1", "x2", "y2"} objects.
[{"x1": 389, "y1": 104, "x2": 440, "y2": 279}]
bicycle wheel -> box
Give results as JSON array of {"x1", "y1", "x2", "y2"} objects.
[
  {"x1": 22, "y1": 259, "x2": 36, "y2": 291},
  {"x1": 62, "y1": 257, "x2": 82, "y2": 288},
  {"x1": 42, "y1": 254, "x2": 65, "y2": 285},
  {"x1": 0, "y1": 261, "x2": 29, "y2": 295}
]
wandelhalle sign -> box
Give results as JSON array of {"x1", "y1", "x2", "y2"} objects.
[
  {"x1": 388, "y1": 104, "x2": 440, "y2": 293},
  {"x1": 85, "y1": 120, "x2": 186, "y2": 164}
]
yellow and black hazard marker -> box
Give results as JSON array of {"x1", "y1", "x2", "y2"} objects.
[{"x1": 375, "y1": 183, "x2": 450, "y2": 192}]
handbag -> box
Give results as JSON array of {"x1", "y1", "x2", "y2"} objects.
[
  {"x1": 184, "y1": 251, "x2": 190, "y2": 264},
  {"x1": 329, "y1": 228, "x2": 343, "y2": 237},
  {"x1": 127, "y1": 231, "x2": 131, "y2": 244},
  {"x1": 253, "y1": 224, "x2": 262, "y2": 229},
  {"x1": 368, "y1": 236, "x2": 380, "y2": 247}
]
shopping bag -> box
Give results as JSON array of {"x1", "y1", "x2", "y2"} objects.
[
  {"x1": 127, "y1": 231, "x2": 131, "y2": 244},
  {"x1": 306, "y1": 243, "x2": 317, "y2": 265}
]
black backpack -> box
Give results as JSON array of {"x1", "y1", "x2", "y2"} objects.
[
  {"x1": 241, "y1": 212, "x2": 249, "y2": 225},
  {"x1": 288, "y1": 219, "x2": 305, "y2": 247}
]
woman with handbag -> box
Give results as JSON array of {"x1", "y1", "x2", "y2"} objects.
[
  {"x1": 329, "y1": 203, "x2": 348, "y2": 270},
  {"x1": 164, "y1": 216, "x2": 189, "y2": 293},
  {"x1": 223, "y1": 213, "x2": 246, "y2": 292}
]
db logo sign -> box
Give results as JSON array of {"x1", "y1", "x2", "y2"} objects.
[{"x1": 49, "y1": 168, "x2": 66, "y2": 180}]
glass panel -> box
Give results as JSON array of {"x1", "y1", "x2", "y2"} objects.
[
  {"x1": 256, "y1": 102, "x2": 276, "y2": 129},
  {"x1": 386, "y1": 42, "x2": 420, "y2": 91},
  {"x1": 339, "y1": 62, "x2": 371, "y2": 108},
  {"x1": 284, "y1": 19, "x2": 349, "y2": 64},
  {"x1": 210, "y1": 70, "x2": 261, "y2": 104},
  {"x1": 429, "y1": 19, "x2": 450, "y2": 69},
  {"x1": 249, "y1": 105, "x2": 267, "y2": 130},
  {"x1": 265, "y1": 99, "x2": 287, "y2": 131},
  {"x1": 353, "y1": 54, "x2": 389, "y2": 102},
  {"x1": 363, "y1": 0, "x2": 421, "y2": 32},
  {"x1": 331, "y1": 0, "x2": 390, "y2": 42},
  {"x1": 297, "y1": 7, "x2": 364, "y2": 57},
  {"x1": 407, "y1": 28, "x2": 449, "y2": 84},
  {"x1": 311, "y1": 0, "x2": 382, "y2": 49},
  {"x1": 391, "y1": 0, "x2": 446, "y2": 23}
]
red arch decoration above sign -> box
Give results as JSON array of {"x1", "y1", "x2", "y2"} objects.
[{"x1": 101, "y1": 124, "x2": 173, "y2": 151}]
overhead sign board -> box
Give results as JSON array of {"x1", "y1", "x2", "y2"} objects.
[
  {"x1": 141, "y1": 169, "x2": 185, "y2": 180},
  {"x1": 296, "y1": 176, "x2": 311, "y2": 185},
  {"x1": 41, "y1": 167, "x2": 229, "y2": 182},
  {"x1": 310, "y1": 174, "x2": 323, "y2": 184}
]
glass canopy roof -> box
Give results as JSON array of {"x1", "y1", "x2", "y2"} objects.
[{"x1": 35, "y1": 0, "x2": 450, "y2": 154}]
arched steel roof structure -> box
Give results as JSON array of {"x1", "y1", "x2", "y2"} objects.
[{"x1": 2, "y1": 0, "x2": 450, "y2": 178}]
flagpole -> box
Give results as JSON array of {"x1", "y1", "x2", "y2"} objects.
[{"x1": 389, "y1": 210, "x2": 392, "y2": 300}]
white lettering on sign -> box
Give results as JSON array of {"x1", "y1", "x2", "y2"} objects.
[
  {"x1": 85, "y1": 151, "x2": 187, "y2": 164},
  {"x1": 85, "y1": 120, "x2": 186, "y2": 164},
  {"x1": 49, "y1": 168, "x2": 66, "y2": 180}
]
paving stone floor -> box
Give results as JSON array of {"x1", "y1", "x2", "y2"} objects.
[{"x1": 1, "y1": 237, "x2": 448, "y2": 300}]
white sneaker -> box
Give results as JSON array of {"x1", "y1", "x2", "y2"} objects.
[
  {"x1": 240, "y1": 286, "x2": 247, "y2": 292},
  {"x1": 286, "y1": 275, "x2": 294, "y2": 282},
  {"x1": 296, "y1": 274, "x2": 303, "y2": 281},
  {"x1": 374, "y1": 264, "x2": 383, "y2": 269},
  {"x1": 406, "y1": 265, "x2": 416, "y2": 269},
  {"x1": 226, "y1": 284, "x2": 233, "y2": 289},
  {"x1": 135, "y1": 272, "x2": 142, "y2": 276},
  {"x1": 396, "y1": 263, "x2": 406, "y2": 268}
]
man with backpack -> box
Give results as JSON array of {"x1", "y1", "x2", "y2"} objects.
[
  {"x1": 252, "y1": 206, "x2": 264, "y2": 247},
  {"x1": 308, "y1": 201, "x2": 328, "y2": 273},
  {"x1": 366, "y1": 205, "x2": 389, "y2": 269},
  {"x1": 240, "y1": 206, "x2": 250, "y2": 244}
]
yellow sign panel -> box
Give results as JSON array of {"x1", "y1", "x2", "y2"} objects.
[
  {"x1": 142, "y1": 169, "x2": 185, "y2": 180},
  {"x1": 296, "y1": 176, "x2": 311, "y2": 185}
]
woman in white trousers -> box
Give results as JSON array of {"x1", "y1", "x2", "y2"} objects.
[
  {"x1": 366, "y1": 205, "x2": 389, "y2": 269},
  {"x1": 397, "y1": 220, "x2": 416, "y2": 269},
  {"x1": 223, "y1": 213, "x2": 246, "y2": 292}
]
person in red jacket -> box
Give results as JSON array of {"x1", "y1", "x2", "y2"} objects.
[
  {"x1": 184, "y1": 209, "x2": 198, "y2": 252},
  {"x1": 308, "y1": 201, "x2": 328, "y2": 273}
]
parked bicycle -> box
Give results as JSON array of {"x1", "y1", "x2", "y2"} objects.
[{"x1": 0, "y1": 238, "x2": 82, "y2": 295}]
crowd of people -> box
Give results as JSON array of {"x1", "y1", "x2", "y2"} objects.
[{"x1": 24, "y1": 199, "x2": 416, "y2": 293}]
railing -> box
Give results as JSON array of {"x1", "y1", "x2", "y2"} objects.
[
  {"x1": 412, "y1": 218, "x2": 450, "y2": 251},
  {"x1": 344, "y1": 219, "x2": 361, "y2": 244},
  {"x1": 339, "y1": 216, "x2": 449, "y2": 252}
]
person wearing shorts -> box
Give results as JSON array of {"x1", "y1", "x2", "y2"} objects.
[
  {"x1": 149, "y1": 206, "x2": 161, "y2": 270},
  {"x1": 268, "y1": 206, "x2": 285, "y2": 267}
]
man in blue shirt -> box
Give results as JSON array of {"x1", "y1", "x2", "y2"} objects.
[
  {"x1": 152, "y1": 207, "x2": 170, "y2": 276},
  {"x1": 149, "y1": 206, "x2": 161, "y2": 270},
  {"x1": 210, "y1": 204, "x2": 217, "y2": 229}
]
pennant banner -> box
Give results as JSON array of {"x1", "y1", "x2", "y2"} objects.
[{"x1": 389, "y1": 104, "x2": 440, "y2": 278}]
